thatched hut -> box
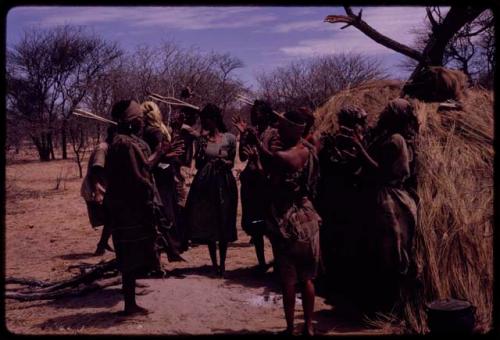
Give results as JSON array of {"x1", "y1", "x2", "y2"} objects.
[{"x1": 313, "y1": 80, "x2": 493, "y2": 333}]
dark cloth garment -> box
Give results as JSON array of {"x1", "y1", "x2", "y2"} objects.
[
  {"x1": 266, "y1": 140, "x2": 321, "y2": 284},
  {"x1": 270, "y1": 198, "x2": 321, "y2": 283},
  {"x1": 142, "y1": 126, "x2": 164, "y2": 154},
  {"x1": 240, "y1": 168, "x2": 268, "y2": 237},
  {"x1": 185, "y1": 133, "x2": 238, "y2": 244},
  {"x1": 179, "y1": 124, "x2": 198, "y2": 167},
  {"x1": 359, "y1": 133, "x2": 418, "y2": 309},
  {"x1": 81, "y1": 142, "x2": 108, "y2": 203},
  {"x1": 239, "y1": 127, "x2": 277, "y2": 237},
  {"x1": 105, "y1": 133, "x2": 159, "y2": 274},
  {"x1": 316, "y1": 133, "x2": 366, "y2": 292},
  {"x1": 142, "y1": 125, "x2": 187, "y2": 253},
  {"x1": 86, "y1": 201, "x2": 107, "y2": 228},
  {"x1": 368, "y1": 133, "x2": 417, "y2": 272},
  {"x1": 81, "y1": 143, "x2": 109, "y2": 229}
]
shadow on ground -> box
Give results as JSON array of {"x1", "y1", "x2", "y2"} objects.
[
  {"x1": 37, "y1": 309, "x2": 143, "y2": 331},
  {"x1": 42, "y1": 287, "x2": 122, "y2": 310},
  {"x1": 210, "y1": 328, "x2": 279, "y2": 335},
  {"x1": 57, "y1": 252, "x2": 96, "y2": 260}
]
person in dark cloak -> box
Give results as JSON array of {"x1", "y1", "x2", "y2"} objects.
[
  {"x1": 341, "y1": 98, "x2": 419, "y2": 312},
  {"x1": 80, "y1": 126, "x2": 116, "y2": 256},
  {"x1": 315, "y1": 105, "x2": 369, "y2": 307},
  {"x1": 105, "y1": 99, "x2": 172, "y2": 315}
]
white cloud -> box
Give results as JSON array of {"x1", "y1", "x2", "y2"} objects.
[
  {"x1": 19, "y1": 6, "x2": 276, "y2": 30},
  {"x1": 270, "y1": 20, "x2": 330, "y2": 33}
]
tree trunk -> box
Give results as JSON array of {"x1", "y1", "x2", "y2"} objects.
[
  {"x1": 407, "y1": 6, "x2": 486, "y2": 84},
  {"x1": 77, "y1": 156, "x2": 83, "y2": 178},
  {"x1": 48, "y1": 132, "x2": 55, "y2": 160},
  {"x1": 32, "y1": 134, "x2": 51, "y2": 162},
  {"x1": 61, "y1": 119, "x2": 68, "y2": 160}
]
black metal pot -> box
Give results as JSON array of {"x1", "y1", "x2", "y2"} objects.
[{"x1": 426, "y1": 298, "x2": 476, "y2": 334}]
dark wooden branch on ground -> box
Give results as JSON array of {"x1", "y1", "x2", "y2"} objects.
[
  {"x1": 6, "y1": 259, "x2": 118, "y2": 300},
  {"x1": 5, "y1": 277, "x2": 53, "y2": 288},
  {"x1": 5, "y1": 277, "x2": 121, "y2": 301}
]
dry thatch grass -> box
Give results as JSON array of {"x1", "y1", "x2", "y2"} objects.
[{"x1": 313, "y1": 81, "x2": 493, "y2": 334}]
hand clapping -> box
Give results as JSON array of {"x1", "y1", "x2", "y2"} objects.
[{"x1": 231, "y1": 114, "x2": 248, "y2": 134}]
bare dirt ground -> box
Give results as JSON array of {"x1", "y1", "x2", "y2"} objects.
[{"x1": 5, "y1": 148, "x2": 389, "y2": 335}]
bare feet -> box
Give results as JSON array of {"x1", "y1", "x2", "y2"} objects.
[
  {"x1": 302, "y1": 324, "x2": 314, "y2": 336},
  {"x1": 136, "y1": 288, "x2": 154, "y2": 296},
  {"x1": 121, "y1": 304, "x2": 150, "y2": 316},
  {"x1": 94, "y1": 243, "x2": 114, "y2": 256},
  {"x1": 135, "y1": 282, "x2": 150, "y2": 288},
  {"x1": 218, "y1": 265, "x2": 225, "y2": 278},
  {"x1": 276, "y1": 327, "x2": 294, "y2": 336},
  {"x1": 94, "y1": 246, "x2": 105, "y2": 256},
  {"x1": 253, "y1": 263, "x2": 270, "y2": 275}
]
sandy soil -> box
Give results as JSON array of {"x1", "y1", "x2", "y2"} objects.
[{"x1": 5, "y1": 148, "x2": 389, "y2": 335}]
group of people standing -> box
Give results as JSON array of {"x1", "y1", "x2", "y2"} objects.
[{"x1": 80, "y1": 91, "x2": 419, "y2": 335}]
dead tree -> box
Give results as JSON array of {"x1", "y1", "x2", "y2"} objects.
[{"x1": 324, "y1": 6, "x2": 488, "y2": 97}]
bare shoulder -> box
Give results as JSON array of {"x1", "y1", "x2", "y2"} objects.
[
  {"x1": 388, "y1": 133, "x2": 407, "y2": 149},
  {"x1": 277, "y1": 144, "x2": 310, "y2": 171}
]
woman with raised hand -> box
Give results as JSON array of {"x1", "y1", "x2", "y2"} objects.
[
  {"x1": 140, "y1": 101, "x2": 186, "y2": 263},
  {"x1": 232, "y1": 100, "x2": 278, "y2": 274},
  {"x1": 256, "y1": 109, "x2": 321, "y2": 336}
]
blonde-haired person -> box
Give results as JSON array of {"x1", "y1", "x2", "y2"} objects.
[
  {"x1": 141, "y1": 101, "x2": 172, "y2": 142},
  {"x1": 141, "y1": 100, "x2": 186, "y2": 264}
]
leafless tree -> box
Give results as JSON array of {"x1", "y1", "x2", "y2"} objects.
[
  {"x1": 118, "y1": 42, "x2": 247, "y2": 126},
  {"x1": 6, "y1": 26, "x2": 122, "y2": 161},
  {"x1": 256, "y1": 53, "x2": 386, "y2": 112},
  {"x1": 68, "y1": 121, "x2": 89, "y2": 179},
  {"x1": 324, "y1": 6, "x2": 489, "y2": 92},
  {"x1": 7, "y1": 30, "x2": 60, "y2": 161},
  {"x1": 400, "y1": 8, "x2": 494, "y2": 87},
  {"x1": 210, "y1": 53, "x2": 244, "y2": 114},
  {"x1": 50, "y1": 26, "x2": 122, "y2": 159}
]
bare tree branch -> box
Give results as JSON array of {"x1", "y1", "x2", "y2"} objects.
[
  {"x1": 325, "y1": 7, "x2": 424, "y2": 62},
  {"x1": 426, "y1": 7, "x2": 439, "y2": 32}
]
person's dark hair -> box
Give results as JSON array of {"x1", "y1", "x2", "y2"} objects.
[
  {"x1": 297, "y1": 107, "x2": 315, "y2": 137},
  {"x1": 375, "y1": 99, "x2": 418, "y2": 139},
  {"x1": 105, "y1": 126, "x2": 116, "y2": 144},
  {"x1": 283, "y1": 110, "x2": 307, "y2": 126},
  {"x1": 251, "y1": 100, "x2": 274, "y2": 122},
  {"x1": 337, "y1": 105, "x2": 368, "y2": 128},
  {"x1": 200, "y1": 103, "x2": 227, "y2": 132},
  {"x1": 181, "y1": 106, "x2": 199, "y2": 126},
  {"x1": 111, "y1": 100, "x2": 133, "y2": 122}
]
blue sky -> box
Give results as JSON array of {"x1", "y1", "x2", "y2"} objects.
[{"x1": 7, "y1": 6, "x2": 436, "y2": 89}]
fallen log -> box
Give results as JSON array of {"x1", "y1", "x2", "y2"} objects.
[
  {"x1": 5, "y1": 277, "x2": 53, "y2": 288},
  {"x1": 5, "y1": 277, "x2": 122, "y2": 301},
  {"x1": 6, "y1": 259, "x2": 118, "y2": 294}
]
